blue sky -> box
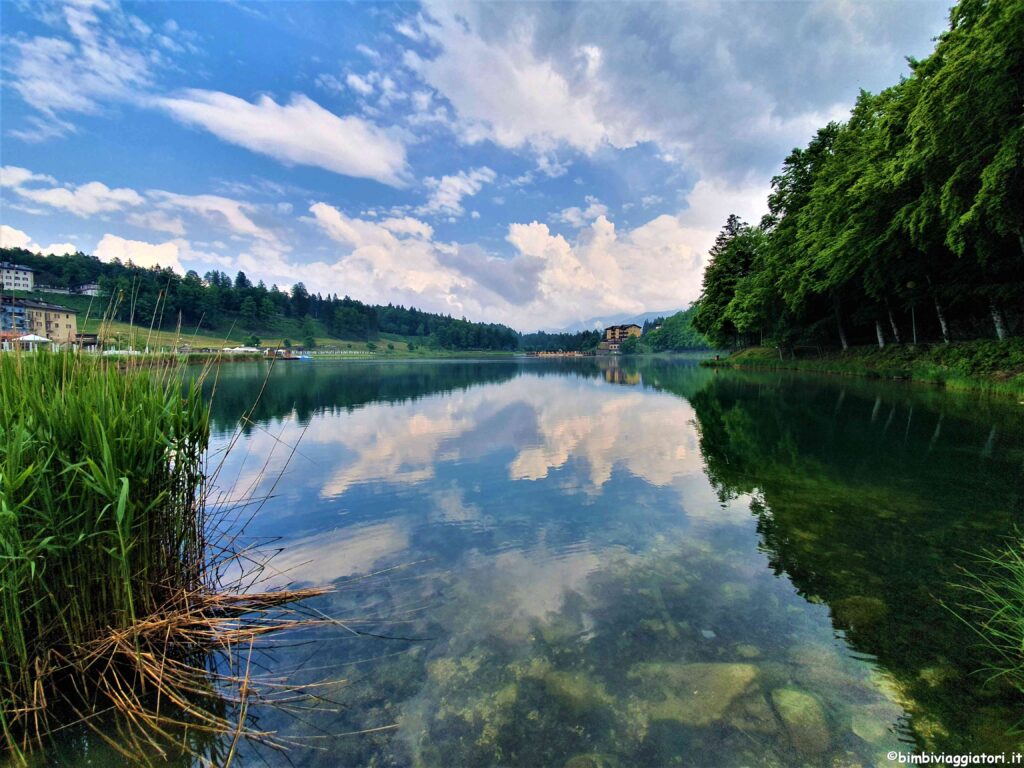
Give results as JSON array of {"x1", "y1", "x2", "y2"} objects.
[{"x1": 0, "y1": 0, "x2": 950, "y2": 330}]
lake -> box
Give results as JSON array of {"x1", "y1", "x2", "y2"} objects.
[{"x1": 50, "y1": 357, "x2": 1024, "y2": 766}]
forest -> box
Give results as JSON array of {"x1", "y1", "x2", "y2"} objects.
[
  {"x1": 0, "y1": 247, "x2": 530, "y2": 351},
  {"x1": 692, "y1": 0, "x2": 1022, "y2": 351}
]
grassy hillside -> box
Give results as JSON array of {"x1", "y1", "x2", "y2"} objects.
[{"x1": 5, "y1": 289, "x2": 414, "y2": 352}]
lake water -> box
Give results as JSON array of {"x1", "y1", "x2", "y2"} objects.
[{"x1": 47, "y1": 357, "x2": 1024, "y2": 766}]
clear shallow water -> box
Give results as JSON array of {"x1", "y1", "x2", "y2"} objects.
[{"x1": 46, "y1": 358, "x2": 1024, "y2": 766}]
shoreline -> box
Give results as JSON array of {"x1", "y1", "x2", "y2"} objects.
[{"x1": 700, "y1": 342, "x2": 1024, "y2": 399}]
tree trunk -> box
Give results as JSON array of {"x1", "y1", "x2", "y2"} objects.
[
  {"x1": 834, "y1": 296, "x2": 849, "y2": 351},
  {"x1": 886, "y1": 301, "x2": 901, "y2": 344},
  {"x1": 927, "y1": 275, "x2": 949, "y2": 344},
  {"x1": 932, "y1": 294, "x2": 950, "y2": 344},
  {"x1": 990, "y1": 301, "x2": 1007, "y2": 341},
  {"x1": 875, "y1": 320, "x2": 886, "y2": 349}
]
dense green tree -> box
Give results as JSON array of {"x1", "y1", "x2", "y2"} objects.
[
  {"x1": 689, "y1": 0, "x2": 1022, "y2": 351},
  {"x1": 645, "y1": 306, "x2": 709, "y2": 351},
  {"x1": 692, "y1": 215, "x2": 761, "y2": 347}
]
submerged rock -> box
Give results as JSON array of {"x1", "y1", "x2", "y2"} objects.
[
  {"x1": 629, "y1": 662, "x2": 758, "y2": 726},
  {"x1": 771, "y1": 688, "x2": 831, "y2": 755},
  {"x1": 720, "y1": 581, "x2": 752, "y2": 603},
  {"x1": 541, "y1": 670, "x2": 614, "y2": 714},
  {"x1": 730, "y1": 692, "x2": 780, "y2": 735},
  {"x1": 849, "y1": 703, "x2": 895, "y2": 745},
  {"x1": 735, "y1": 643, "x2": 761, "y2": 659},
  {"x1": 833, "y1": 596, "x2": 888, "y2": 630}
]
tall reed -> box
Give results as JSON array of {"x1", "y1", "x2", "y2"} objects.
[
  {"x1": 0, "y1": 351, "x2": 209, "y2": 752},
  {"x1": 956, "y1": 534, "x2": 1024, "y2": 694}
]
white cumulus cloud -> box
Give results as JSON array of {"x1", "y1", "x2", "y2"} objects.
[
  {"x1": 555, "y1": 196, "x2": 609, "y2": 228},
  {"x1": 94, "y1": 234, "x2": 183, "y2": 272},
  {"x1": 0, "y1": 224, "x2": 76, "y2": 256}
]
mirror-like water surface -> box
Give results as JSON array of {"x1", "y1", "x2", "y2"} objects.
[{"x1": 49, "y1": 358, "x2": 1024, "y2": 766}]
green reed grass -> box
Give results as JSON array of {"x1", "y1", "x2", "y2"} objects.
[
  {"x1": 954, "y1": 534, "x2": 1024, "y2": 694},
  {"x1": 0, "y1": 350, "x2": 210, "y2": 752}
]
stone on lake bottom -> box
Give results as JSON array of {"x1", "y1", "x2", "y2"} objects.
[
  {"x1": 771, "y1": 687, "x2": 831, "y2": 755},
  {"x1": 629, "y1": 662, "x2": 758, "y2": 726}
]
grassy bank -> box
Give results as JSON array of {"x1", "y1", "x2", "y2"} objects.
[{"x1": 702, "y1": 340, "x2": 1024, "y2": 398}]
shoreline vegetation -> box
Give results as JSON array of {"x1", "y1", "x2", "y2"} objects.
[
  {"x1": 0, "y1": 350, "x2": 330, "y2": 766},
  {"x1": 699, "y1": 340, "x2": 1024, "y2": 398}
]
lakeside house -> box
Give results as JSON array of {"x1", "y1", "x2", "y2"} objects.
[
  {"x1": 0, "y1": 295, "x2": 78, "y2": 344},
  {"x1": 0, "y1": 261, "x2": 35, "y2": 292},
  {"x1": 597, "y1": 323, "x2": 642, "y2": 353}
]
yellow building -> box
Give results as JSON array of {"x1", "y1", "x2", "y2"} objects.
[
  {"x1": 19, "y1": 299, "x2": 78, "y2": 344},
  {"x1": 598, "y1": 323, "x2": 642, "y2": 352},
  {"x1": 602, "y1": 324, "x2": 641, "y2": 342}
]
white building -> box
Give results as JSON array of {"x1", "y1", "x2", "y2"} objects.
[
  {"x1": 76, "y1": 283, "x2": 102, "y2": 296},
  {"x1": 0, "y1": 262, "x2": 34, "y2": 292}
]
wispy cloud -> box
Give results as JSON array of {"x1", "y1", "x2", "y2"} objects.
[
  {"x1": 417, "y1": 167, "x2": 496, "y2": 218},
  {"x1": 148, "y1": 191, "x2": 276, "y2": 242},
  {"x1": 2, "y1": 0, "x2": 177, "y2": 141},
  {"x1": 157, "y1": 90, "x2": 411, "y2": 187},
  {"x1": 10, "y1": 179, "x2": 144, "y2": 217}
]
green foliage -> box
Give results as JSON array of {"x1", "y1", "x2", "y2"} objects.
[
  {"x1": 520, "y1": 330, "x2": 601, "y2": 352},
  {"x1": 243, "y1": 334, "x2": 260, "y2": 347},
  {"x1": 304, "y1": 335, "x2": 316, "y2": 349},
  {"x1": 645, "y1": 306, "x2": 710, "y2": 351},
  {"x1": 692, "y1": 0, "x2": 1023, "y2": 350},
  {"x1": 0, "y1": 352, "x2": 209, "y2": 744},
  {"x1": 366, "y1": 341, "x2": 377, "y2": 351},
  {"x1": 619, "y1": 335, "x2": 640, "y2": 354}
]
